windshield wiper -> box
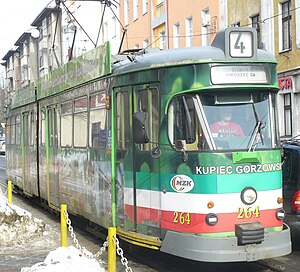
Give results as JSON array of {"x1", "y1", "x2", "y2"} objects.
[
  {"x1": 247, "y1": 120, "x2": 266, "y2": 151},
  {"x1": 247, "y1": 103, "x2": 266, "y2": 151}
]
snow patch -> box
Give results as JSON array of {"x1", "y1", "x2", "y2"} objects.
[
  {"x1": 0, "y1": 190, "x2": 45, "y2": 246},
  {"x1": 20, "y1": 246, "x2": 105, "y2": 272}
]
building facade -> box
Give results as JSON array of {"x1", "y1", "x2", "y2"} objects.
[
  {"x1": 119, "y1": 0, "x2": 225, "y2": 51},
  {"x1": 2, "y1": 0, "x2": 300, "y2": 141}
]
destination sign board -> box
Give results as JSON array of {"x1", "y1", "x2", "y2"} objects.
[{"x1": 211, "y1": 65, "x2": 269, "y2": 84}]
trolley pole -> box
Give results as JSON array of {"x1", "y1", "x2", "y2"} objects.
[
  {"x1": 109, "y1": 91, "x2": 117, "y2": 272},
  {"x1": 7, "y1": 180, "x2": 12, "y2": 204},
  {"x1": 60, "y1": 204, "x2": 68, "y2": 247}
]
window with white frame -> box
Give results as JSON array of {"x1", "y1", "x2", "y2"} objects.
[
  {"x1": 160, "y1": 31, "x2": 166, "y2": 49},
  {"x1": 104, "y1": 21, "x2": 108, "y2": 42},
  {"x1": 201, "y1": 10, "x2": 210, "y2": 46},
  {"x1": 124, "y1": 0, "x2": 129, "y2": 26},
  {"x1": 112, "y1": 16, "x2": 117, "y2": 38},
  {"x1": 186, "y1": 17, "x2": 193, "y2": 47},
  {"x1": 134, "y1": 0, "x2": 138, "y2": 21},
  {"x1": 173, "y1": 23, "x2": 180, "y2": 48},
  {"x1": 143, "y1": 0, "x2": 148, "y2": 14},
  {"x1": 282, "y1": 1, "x2": 292, "y2": 51},
  {"x1": 284, "y1": 93, "x2": 292, "y2": 136}
]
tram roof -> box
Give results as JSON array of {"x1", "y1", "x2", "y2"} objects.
[{"x1": 112, "y1": 45, "x2": 277, "y2": 75}]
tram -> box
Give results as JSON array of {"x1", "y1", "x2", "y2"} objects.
[{"x1": 5, "y1": 27, "x2": 291, "y2": 262}]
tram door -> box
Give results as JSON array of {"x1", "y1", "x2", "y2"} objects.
[
  {"x1": 115, "y1": 87, "x2": 134, "y2": 230},
  {"x1": 22, "y1": 112, "x2": 32, "y2": 196},
  {"x1": 133, "y1": 85, "x2": 160, "y2": 231},
  {"x1": 47, "y1": 105, "x2": 60, "y2": 208},
  {"x1": 115, "y1": 85, "x2": 159, "y2": 231}
]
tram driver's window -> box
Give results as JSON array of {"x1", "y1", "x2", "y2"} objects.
[{"x1": 168, "y1": 95, "x2": 198, "y2": 150}]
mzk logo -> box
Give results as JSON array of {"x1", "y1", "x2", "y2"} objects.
[{"x1": 170, "y1": 175, "x2": 194, "y2": 193}]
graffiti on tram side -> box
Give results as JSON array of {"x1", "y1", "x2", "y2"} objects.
[{"x1": 195, "y1": 162, "x2": 282, "y2": 175}]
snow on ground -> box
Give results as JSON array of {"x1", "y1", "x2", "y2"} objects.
[
  {"x1": 20, "y1": 246, "x2": 104, "y2": 272},
  {"x1": 0, "y1": 187, "x2": 105, "y2": 272}
]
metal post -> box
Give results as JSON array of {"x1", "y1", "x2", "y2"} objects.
[
  {"x1": 109, "y1": 87, "x2": 117, "y2": 272},
  {"x1": 60, "y1": 204, "x2": 68, "y2": 247},
  {"x1": 7, "y1": 180, "x2": 12, "y2": 204},
  {"x1": 108, "y1": 227, "x2": 117, "y2": 272}
]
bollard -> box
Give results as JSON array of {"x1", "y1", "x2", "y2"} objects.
[
  {"x1": 7, "y1": 180, "x2": 12, "y2": 204},
  {"x1": 108, "y1": 227, "x2": 117, "y2": 272},
  {"x1": 60, "y1": 204, "x2": 68, "y2": 247}
]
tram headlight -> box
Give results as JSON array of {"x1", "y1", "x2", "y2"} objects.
[
  {"x1": 241, "y1": 187, "x2": 257, "y2": 205},
  {"x1": 205, "y1": 213, "x2": 218, "y2": 226},
  {"x1": 276, "y1": 208, "x2": 285, "y2": 220}
]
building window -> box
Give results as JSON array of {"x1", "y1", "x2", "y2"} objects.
[
  {"x1": 282, "y1": 1, "x2": 292, "y2": 51},
  {"x1": 186, "y1": 17, "x2": 193, "y2": 47},
  {"x1": 251, "y1": 14, "x2": 261, "y2": 47},
  {"x1": 142, "y1": 0, "x2": 148, "y2": 14},
  {"x1": 173, "y1": 23, "x2": 180, "y2": 48},
  {"x1": 21, "y1": 65, "x2": 29, "y2": 82},
  {"x1": 160, "y1": 31, "x2": 166, "y2": 50},
  {"x1": 112, "y1": 16, "x2": 117, "y2": 38},
  {"x1": 134, "y1": 0, "x2": 138, "y2": 21},
  {"x1": 201, "y1": 10, "x2": 210, "y2": 46},
  {"x1": 124, "y1": 0, "x2": 129, "y2": 26},
  {"x1": 143, "y1": 39, "x2": 149, "y2": 48},
  {"x1": 104, "y1": 21, "x2": 108, "y2": 42},
  {"x1": 284, "y1": 93, "x2": 292, "y2": 136}
]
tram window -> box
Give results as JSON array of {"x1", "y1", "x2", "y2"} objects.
[
  {"x1": 5, "y1": 117, "x2": 11, "y2": 145},
  {"x1": 74, "y1": 97, "x2": 88, "y2": 147},
  {"x1": 61, "y1": 101, "x2": 73, "y2": 147},
  {"x1": 89, "y1": 92, "x2": 107, "y2": 148},
  {"x1": 136, "y1": 88, "x2": 159, "y2": 151},
  {"x1": 168, "y1": 96, "x2": 197, "y2": 148},
  {"x1": 11, "y1": 116, "x2": 16, "y2": 145},
  {"x1": 116, "y1": 92, "x2": 130, "y2": 150},
  {"x1": 30, "y1": 111, "x2": 35, "y2": 146},
  {"x1": 23, "y1": 113, "x2": 29, "y2": 146},
  {"x1": 16, "y1": 114, "x2": 21, "y2": 145},
  {"x1": 40, "y1": 108, "x2": 46, "y2": 146}
]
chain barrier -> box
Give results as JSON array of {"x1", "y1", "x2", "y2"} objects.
[
  {"x1": 64, "y1": 210, "x2": 108, "y2": 262},
  {"x1": 113, "y1": 236, "x2": 133, "y2": 272},
  {"x1": 64, "y1": 210, "x2": 133, "y2": 271}
]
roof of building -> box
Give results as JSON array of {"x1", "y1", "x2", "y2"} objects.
[{"x1": 31, "y1": 7, "x2": 61, "y2": 26}]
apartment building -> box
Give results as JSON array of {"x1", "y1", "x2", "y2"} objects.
[
  {"x1": 119, "y1": 0, "x2": 225, "y2": 51},
  {"x1": 227, "y1": 0, "x2": 300, "y2": 139},
  {"x1": 1, "y1": 1, "x2": 111, "y2": 110}
]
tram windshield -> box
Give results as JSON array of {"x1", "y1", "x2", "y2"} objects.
[{"x1": 167, "y1": 91, "x2": 280, "y2": 151}]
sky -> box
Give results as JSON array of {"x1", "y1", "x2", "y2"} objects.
[{"x1": 0, "y1": 0, "x2": 53, "y2": 60}]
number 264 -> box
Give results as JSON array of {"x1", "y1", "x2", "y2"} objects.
[{"x1": 173, "y1": 212, "x2": 191, "y2": 225}]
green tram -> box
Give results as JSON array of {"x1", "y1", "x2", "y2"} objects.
[{"x1": 6, "y1": 27, "x2": 291, "y2": 262}]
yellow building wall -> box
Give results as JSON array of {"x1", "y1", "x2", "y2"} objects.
[{"x1": 227, "y1": 0, "x2": 260, "y2": 27}]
